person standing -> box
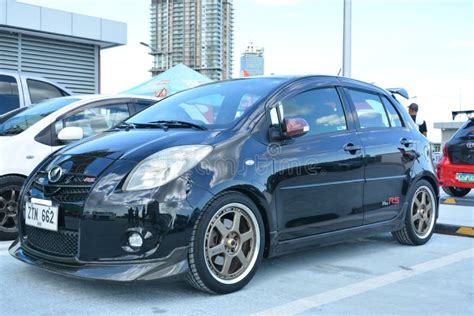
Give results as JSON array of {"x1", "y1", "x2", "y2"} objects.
[{"x1": 408, "y1": 103, "x2": 427, "y2": 137}]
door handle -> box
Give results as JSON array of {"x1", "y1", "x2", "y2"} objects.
[
  {"x1": 400, "y1": 138, "x2": 414, "y2": 147},
  {"x1": 343, "y1": 143, "x2": 362, "y2": 154}
]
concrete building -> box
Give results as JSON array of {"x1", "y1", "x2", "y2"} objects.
[
  {"x1": 0, "y1": 0, "x2": 126, "y2": 94},
  {"x1": 240, "y1": 43, "x2": 264, "y2": 77},
  {"x1": 150, "y1": 0, "x2": 234, "y2": 81}
]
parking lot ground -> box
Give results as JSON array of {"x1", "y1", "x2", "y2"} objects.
[
  {"x1": 437, "y1": 191, "x2": 474, "y2": 237},
  {"x1": 1, "y1": 203, "x2": 473, "y2": 315}
]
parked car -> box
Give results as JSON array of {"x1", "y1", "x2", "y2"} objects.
[
  {"x1": 9, "y1": 76, "x2": 438, "y2": 294},
  {"x1": 0, "y1": 95, "x2": 158, "y2": 239},
  {"x1": 437, "y1": 110, "x2": 474, "y2": 197},
  {"x1": 0, "y1": 70, "x2": 73, "y2": 115}
]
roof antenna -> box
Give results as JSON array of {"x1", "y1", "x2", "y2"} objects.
[{"x1": 337, "y1": 68, "x2": 342, "y2": 76}]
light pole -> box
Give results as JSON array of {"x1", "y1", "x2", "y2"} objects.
[
  {"x1": 139, "y1": 42, "x2": 157, "y2": 53},
  {"x1": 342, "y1": 0, "x2": 352, "y2": 77}
]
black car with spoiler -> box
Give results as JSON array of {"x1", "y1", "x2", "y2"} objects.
[{"x1": 10, "y1": 76, "x2": 438, "y2": 294}]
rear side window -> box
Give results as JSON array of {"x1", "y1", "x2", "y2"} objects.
[
  {"x1": 0, "y1": 75, "x2": 20, "y2": 114},
  {"x1": 348, "y1": 89, "x2": 390, "y2": 129},
  {"x1": 27, "y1": 79, "x2": 67, "y2": 104},
  {"x1": 381, "y1": 96, "x2": 403, "y2": 127},
  {"x1": 271, "y1": 88, "x2": 347, "y2": 137}
]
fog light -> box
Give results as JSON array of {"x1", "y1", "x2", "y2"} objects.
[{"x1": 128, "y1": 233, "x2": 143, "y2": 248}]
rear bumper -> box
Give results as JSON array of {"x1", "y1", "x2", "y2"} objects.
[
  {"x1": 437, "y1": 160, "x2": 474, "y2": 189},
  {"x1": 9, "y1": 239, "x2": 189, "y2": 282}
]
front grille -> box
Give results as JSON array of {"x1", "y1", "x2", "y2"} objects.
[{"x1": 25, "y1": 226, "x2": 78, "y2": 257}]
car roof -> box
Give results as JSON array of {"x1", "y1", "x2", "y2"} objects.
[{"x1": 231, "y1": 75, "x2": 390, "y2": 95}]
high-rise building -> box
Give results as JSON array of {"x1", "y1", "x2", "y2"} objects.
[
  {"x1": 150, "y1": 0, "x2": 234, "y2": 81},
  {"x1": 240, "y1": 43, "x2": 264, "y2": 77}
]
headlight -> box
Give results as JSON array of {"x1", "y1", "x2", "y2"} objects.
[{"x1": 123, "y1": 145, "x2": 213, "y2": 191}]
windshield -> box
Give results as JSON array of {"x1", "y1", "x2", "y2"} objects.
[
  {"x1": 127, "y1": 78, "x2": 286, "y2": 129},
  {"x1": 0, "y1": 97, "x2": 80, "y2": 136}
]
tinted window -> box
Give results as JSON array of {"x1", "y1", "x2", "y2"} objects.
[
  {"x1": 128, "y1": 78, "x2": 286, "y2": 129},
  {"x1": 134, "y1": 100, "x2": 156, "y2": 113},
  {"x1": 381, "y1": 96, "x2": 403, "y2": 127},
  {"x1": 349, "y1": 90, "x2": 390, "y2": 129},
  {"x1": 0, "y1": 75, "x2": 20, "y2": 115},
  {"x1": 0, "y1": 97, "x2": 80, "y2": 136},
  {"x1": 271, "y1": 88, "x2": 347, "y2": 137},
  {"x1": 28, "y1": 79, "x2": 67, "y2": 104},
  {"x1": 55, "y1": 103, "x2": 130, "y2": 138}
]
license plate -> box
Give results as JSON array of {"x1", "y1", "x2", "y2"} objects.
[
  {"x1": 25, "y1": 198, "x2": 58, "y2": 231},
  {"x1": 456, "y1": 173, "x2": 474, "y2": 183}
]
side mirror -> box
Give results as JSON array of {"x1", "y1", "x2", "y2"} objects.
[
  {"x1": 57, "y1": 126, "x2": 84, "y2": 142},
  {"x1": 284, "y1": 117, "x2": 310, "y2": 138}
]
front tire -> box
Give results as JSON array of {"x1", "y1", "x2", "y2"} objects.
[
  {"x1": 392, "y1": 180, "x2": 437, "y2": 245},
  {"x1": 442, "y1": 186, "x2": 471, "y2": 197},
  {"x1": 187, "y1": 192, "x2": 265, "y2": 294},
  {"x1": 0, "y1": 176, "x2": 25, "y2": 240}
]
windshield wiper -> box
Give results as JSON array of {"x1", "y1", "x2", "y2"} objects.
[
  {"x1": 150, "y1": 120, "x2": 207, "y2": 131},
  {"x1": 116, "y1": 122, "x2": 167, "y2": 130}
]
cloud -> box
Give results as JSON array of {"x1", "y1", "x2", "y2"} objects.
[
  {"x1": 448, "y1": 40, "x2": 474, "y2": 48},
  {"x1": 252, "y1": 0, "x2": 300, "y2": 5}
]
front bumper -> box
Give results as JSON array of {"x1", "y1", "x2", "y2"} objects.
[{"x1": 9, "y1": 239, "x2": 189, "y2": 282}]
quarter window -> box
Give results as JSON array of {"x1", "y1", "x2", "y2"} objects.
[
  {"x1": 27, "y1": 79, "x2": 67, "y2": 104},
  {"x1": 271, "y1": 88, "x2": 347, "y2": 137},
  {"x1": 348, "y1": 90, "x2": 390, "y2": 129}
]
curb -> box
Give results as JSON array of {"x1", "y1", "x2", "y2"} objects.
[
  {"x1": 440, "y1": 196, "x2": 474, "y2": 207},
  {"x1": 435, "y1": 223, "x2": 474, "y2": 238}
]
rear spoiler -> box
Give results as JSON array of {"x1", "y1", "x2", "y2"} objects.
[
  {"x1": 386, "y1": 88, "x2": 409, "y2": 100},
  {"x1": 452, "y1": 110, "x2": 474, "y2": 120}
]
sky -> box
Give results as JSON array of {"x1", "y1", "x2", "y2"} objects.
[{"x1": 21, "y1": 0, "x2": 474, "y2": 142}]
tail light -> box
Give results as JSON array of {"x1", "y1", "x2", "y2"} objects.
[{"x1": 441, "y1": 144, "x2": 450, "y2": 163}]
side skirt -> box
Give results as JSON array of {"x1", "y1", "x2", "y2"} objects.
[{"x1": 268, "y1": 204, "x2": 407, "y2": 258}]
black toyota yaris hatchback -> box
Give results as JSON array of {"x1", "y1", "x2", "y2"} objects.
[{"x1": 10, "y1": 76, "x2": 438, "y2": 293}]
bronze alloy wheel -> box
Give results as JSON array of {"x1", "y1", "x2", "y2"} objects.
[
  {"x1": 410, "y1": 186, "x2": 435, "y2": 239},
  {"x1": 203, "y1": 203, "x2": 260, "y2": 285}
]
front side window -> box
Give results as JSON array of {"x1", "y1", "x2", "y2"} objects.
[
  {"x1": 128, "y1": 78, "x2": 286, "y2": 129},
  {"x1": 348, "y1": 89, "x2": 390, "y2": 129},
  {"x1": 270, "y1": 88, "x2": 347, "y2": 137},
  {"x1": 55, "y1": 103, "x2": 130, "y2": 138},
  {"x1": 28, "y1": 79, "x2": 67, "y2": 104},
  {"x1": 0, "y1": 97, "x2": 80, "y2": 136},
  {"x1": 0, "y1": 75, "x2": 20, "y2": 114}
]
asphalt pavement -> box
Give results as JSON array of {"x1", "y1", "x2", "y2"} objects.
[{"x1": 1, "y1": 199, "x2": 473, "y2": 315}]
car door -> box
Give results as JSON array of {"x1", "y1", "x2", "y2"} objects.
[
  {"x1": 269, "y1": 85, "x2": 365, "y2": 241},
  {"x1": 345, "y1": 88, "x2": 417, "y2": 224}
]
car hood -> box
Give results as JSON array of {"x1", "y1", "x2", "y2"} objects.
[{"x1": 57, "y1": 128, "x2": 221, "y2": 162}]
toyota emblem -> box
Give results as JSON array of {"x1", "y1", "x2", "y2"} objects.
[{"x1": 48, "y1": 166, "x2": 64, "y2": 183}]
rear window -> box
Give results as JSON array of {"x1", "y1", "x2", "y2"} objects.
[
  {"x1": 453, "y1": 119, "x2": 474, "y2": 139},
  {"x1": 27, "y1": 79, "x2": 68, "y2": 104},
  {"x1": 0, "y1": 97, "x2": 80, "y2": 136}
]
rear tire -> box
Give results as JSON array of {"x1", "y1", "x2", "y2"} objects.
[
  {"x1": 187, "y1": 192, "x2": 265, "y2": 294},
  {"x1": 392, "y1": 180, "x2": 437, "y2": 246},
  {"x1": 442, "y1": 186, "x2": 470, "y2": 197},
  {"x1": 0, "y1": 176, "x2": 25, "y2": 240}
]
